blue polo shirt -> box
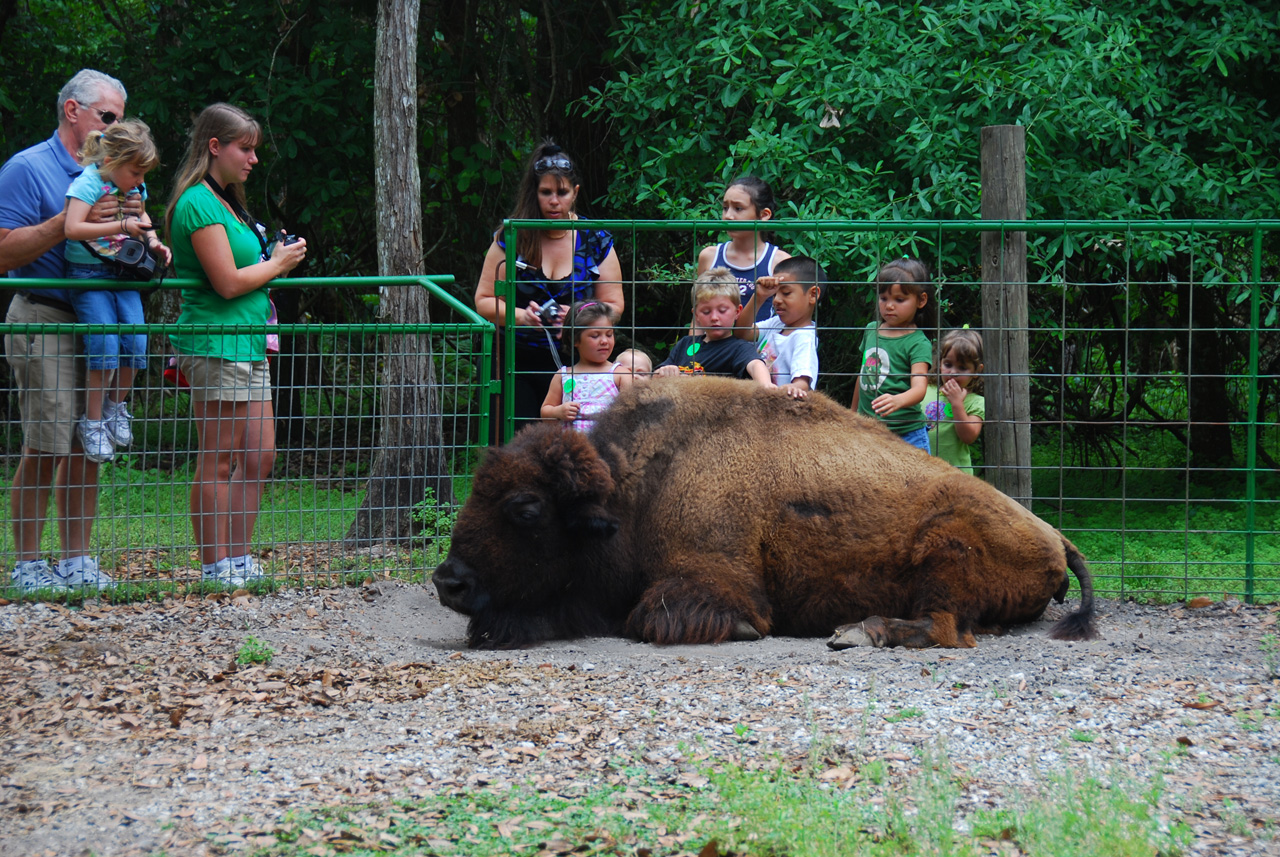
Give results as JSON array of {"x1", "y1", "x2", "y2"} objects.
[{"x1": 0, "y1": 131, "x2": 83, "y2": 302}]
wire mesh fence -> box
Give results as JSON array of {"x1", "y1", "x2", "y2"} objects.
[
  {"x1": 500, "y1": 218, "x2": 1279, "y2": 603},
  {"x1": 1, "y1": 276, "x2": 490, "y2": 600},
  {"x1": 4, "y1": 220, "x2": 1276, "y2": 606}
]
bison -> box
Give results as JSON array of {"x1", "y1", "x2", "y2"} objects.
[{"x1": 434, "y1": 378, "x2": 1097, "y2": 650}]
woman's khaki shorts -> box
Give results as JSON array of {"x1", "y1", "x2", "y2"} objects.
[{"x1": 176, "y1": 354, "x2": 271, "y2": 402}]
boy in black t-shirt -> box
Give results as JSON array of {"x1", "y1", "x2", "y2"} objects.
[{"x1": 656, "y1": 267, "x2": 772, "y2": 385}]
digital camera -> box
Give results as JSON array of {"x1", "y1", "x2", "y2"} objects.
[
  {"x1": 538, "y1": 300, "x2": 561, "y2": 327},
  {"x1": 275, "y1": 229, "x2": 301, "y2": 247},
  {"x1": 109, "y1": 237, "x2": 158, "y2": 281}
]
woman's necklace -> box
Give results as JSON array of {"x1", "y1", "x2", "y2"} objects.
[{"x1": 545, "y1": 213, "x2": 576, "y2": 241}]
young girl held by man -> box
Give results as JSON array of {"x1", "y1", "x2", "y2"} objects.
[
  {"x1": 850, "y1": 257, "x2": 934, "y2": 453},
  {"x1": 541, "y1": 301, "x2": 637, "y2": 432},
  {"x1": 63, "y1": 118, "x2": 171, "y2": 462}
]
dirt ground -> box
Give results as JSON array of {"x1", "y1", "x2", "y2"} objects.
[{"x1": 0, "y1": 582, "x2": 1277, "y2": 856}]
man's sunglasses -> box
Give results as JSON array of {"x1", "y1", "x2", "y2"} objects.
[
  {"x1": 78, "y1": 102, "x2": 120, "y2": 124},
  {"x1": 534, "y1": 154, "x2": 573, "y2": 174}
]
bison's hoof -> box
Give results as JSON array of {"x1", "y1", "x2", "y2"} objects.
[
  {"x1": 730, "y1": 620, "x2": 762, "y2": 642},
  {"x1": 828, "y1": 623, "x2": 876, "y2": 650}
]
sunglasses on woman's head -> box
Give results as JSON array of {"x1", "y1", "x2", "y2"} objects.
[
  {"x1": 78, "y1": 102, "x2": 119, "y2": 124},
  {"x1": 534, "y1": 154, "x2": 573, "y2": 174}
]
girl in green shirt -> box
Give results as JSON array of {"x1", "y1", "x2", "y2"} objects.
[
  {"x1": 924, "y1": 328, "x2": 986, "y2": 474},
  {"x1": 165, "y1": 103, "x2": 307, "y2": 587}
]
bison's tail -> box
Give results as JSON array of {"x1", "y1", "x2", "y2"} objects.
[{"x1": 1048, "y1": 542, "x2": 1100, "y2": 641}]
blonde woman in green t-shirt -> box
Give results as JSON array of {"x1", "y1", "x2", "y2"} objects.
[
  {"x1": 923, "y1": 328, "x2": 986, "y2": 474},
  {"x1": 165, "y1": 103, "x2": 307, "y2": 587}
]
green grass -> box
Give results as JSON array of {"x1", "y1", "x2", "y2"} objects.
[
  {"x1": 235, "y1": 746, "x2": 1193, "y2": 857},
  {"x1": 1029, "y1": 439, "x2": 1280, "y2": 603},
  {"x1": 236, "y1": 634, "x2": 276, "y2": 665},
  {"x1": 0, "y1": 457, "x2": 467, "y2": 603}
]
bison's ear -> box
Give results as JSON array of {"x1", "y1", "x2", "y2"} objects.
[{"x1": 565, "y1": 503, "x2": 620, "y2": 539}]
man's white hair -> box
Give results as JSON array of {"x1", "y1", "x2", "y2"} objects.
[{"x1": 56, "y1": 69, "x2": 127, "y2": 122}]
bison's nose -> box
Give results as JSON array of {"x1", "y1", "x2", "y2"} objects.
[{"x1": 434, "y1": 556, "x2": 487, "y2": 614}]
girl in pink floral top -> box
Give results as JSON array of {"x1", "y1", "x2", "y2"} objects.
[{"x1": 540, "y1": 301, "x2": 636, "y2": 432}]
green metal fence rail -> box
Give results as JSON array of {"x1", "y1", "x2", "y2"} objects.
[
  {"x1": 1, "y1": 275, "x2": 493, "y2": 597},
  {"x1": 499, "y1": 218, "x2": 1279, "y2": 602}
]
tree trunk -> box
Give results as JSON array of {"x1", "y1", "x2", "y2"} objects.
[
  {"x1": 346, "y1": 0, "x2": 454, "y2": 545},
  {"x1": 980, "y1": 125, "x2": 1033, "y2": 508}
]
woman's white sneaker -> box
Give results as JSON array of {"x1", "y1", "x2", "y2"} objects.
[
  {"x1": 232, "y1": 555, "x2": 266, "y2": 582},
  {"x1": 201, "y1": 558, "x2": 245, "y2": 588}
]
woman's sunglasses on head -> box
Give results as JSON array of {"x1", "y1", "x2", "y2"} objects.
[{"x1": 534, "y1": 154, "x2": 573, "y2": 174}]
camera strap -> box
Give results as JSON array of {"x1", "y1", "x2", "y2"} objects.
[{"x1": 204, "y1": 173, "x2": 272, "y2": 260}]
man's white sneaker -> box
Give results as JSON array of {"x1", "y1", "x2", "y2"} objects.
[
  {"x1": 76, "y1": 416, "x2": 116, "y2": 463},
  {"x1": 201, "y1": 558, "x2": 245, "y2": 588},
  {"x1": 11, "y1": 559, "x2": 67, "y2": 593},
  {"x1": 102, "y1": 399, "x2": 134, "y2": 448},
  {"x1": 55, "y1": 555, "x2": 113, "y2": 590}
]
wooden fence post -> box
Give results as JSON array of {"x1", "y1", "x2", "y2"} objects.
[{"x1": 980, "y1": 125, "x2": 1033, "y2": 508}]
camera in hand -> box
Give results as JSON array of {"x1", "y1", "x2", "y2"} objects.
[
  {"x1": 275, "y1": 229, "x2": 301, "y2": 247},
  {"x1": 538, "y1": 300, "x2": 561, "y2": 326}
]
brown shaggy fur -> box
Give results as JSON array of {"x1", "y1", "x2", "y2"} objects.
[{"x1": 433, "y1": 378, "x2": 1097, "y2": 649}]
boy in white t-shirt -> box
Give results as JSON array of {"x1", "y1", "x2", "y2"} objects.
[{"x1": 733, "y1": 256, "x2": 825, "y2": 398}]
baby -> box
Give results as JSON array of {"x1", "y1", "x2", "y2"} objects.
[{"x1": 615, "y1": 347, "x2": 653, "y2": 382}]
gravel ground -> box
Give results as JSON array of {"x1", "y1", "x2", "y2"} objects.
[{"x1": 0, "y1": 581, "x2": 1277, "y2": 856}]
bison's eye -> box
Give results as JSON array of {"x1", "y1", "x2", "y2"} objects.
[{"x1": 502, "y1": 492, "x2": 544, "y2": 527}]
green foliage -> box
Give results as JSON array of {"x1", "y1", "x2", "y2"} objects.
[
  {"x1": 412, "y1": 488, "x2": 458, "y2": 539},
  {"x1": 591, "y1": 0, "x2": 1280, "y2": 235},
  {"x1": 236, "y1": 634, "x2": 275, "y2": 665}
]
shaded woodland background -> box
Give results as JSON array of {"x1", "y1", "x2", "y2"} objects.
[{"x1": 1, "y1": 0, "x2": 1277, "y2": 473}]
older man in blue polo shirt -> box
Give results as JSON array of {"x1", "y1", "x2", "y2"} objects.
[{"x1": 0, "y1": 69, "x2": 138, "y2": 592}]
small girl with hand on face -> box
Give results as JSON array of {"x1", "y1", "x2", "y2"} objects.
[
  {"x1": 850, "y1": 257, "x2": 935, "y2": 453},
  {"x1": 541, "y1": 301, "x2": 637, "y2": 432},
  {"x1": 63, "y1": 118, "x2": 172, "y2": 463},
  {"x1": 924, "y1": 328, "x2": 986, "y2": 474}
]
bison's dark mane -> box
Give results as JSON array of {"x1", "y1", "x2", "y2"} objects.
[{"x1": 465, "y1": 598, "x2": 626, "y2": 649}]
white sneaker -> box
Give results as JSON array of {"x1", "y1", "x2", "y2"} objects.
[
  {"x1": 232, "y1": 554, "x2": 266, "y2": 582},
  {"x1": 11, "y1": 559, "x2": 68, "y2": 593},
  {"x1": 55, "y1": 555, "x2": 113, "y2": 590},
  {"x1": 102, "y1": 399, "x2": 134, "y2": 448},
  {"x1": 201, "y1": 558, "x2": 245, "y2": 588},
  {"x1": 76, "y1": 415, "x2": 116, "y2": 463}
]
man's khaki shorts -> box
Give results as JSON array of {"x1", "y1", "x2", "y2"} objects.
[
  {"x1": 176, "y1": 354, "x2": 271, "y2": 402},
  {"x1": 4, "y1": 295, "x2": 85, "y2": 455}
]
